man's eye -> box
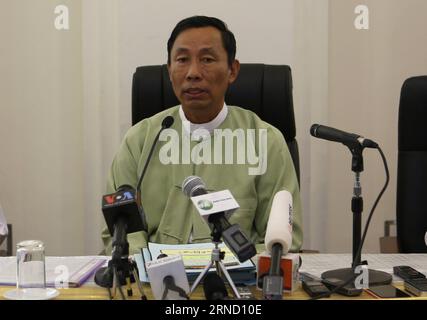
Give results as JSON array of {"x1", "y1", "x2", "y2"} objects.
[
  {"x1": 202, "y1": 57, "x2": 214, "y2": 63},
  {"x1": 176, "y1": 57, "x2": 188, "y2": 63}
]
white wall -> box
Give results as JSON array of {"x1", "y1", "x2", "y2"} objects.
[
  {"x1": 81, "y1": 0, "x2": 122, "y2": 256},
  {"x1": 0, "y1": 0, "x2": 85, "y2": 255},
  {"x1": 326, "y1": 0, "x2": 427, "y2": 252},
  {"x1": 293, "y1": 0, "x2": 329, "y2": 252}
]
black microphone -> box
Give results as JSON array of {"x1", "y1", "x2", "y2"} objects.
[
  {"x1": 136, "y1": 115, "x2": 174, "y2": 192},
  {"x1": 96, "y1": 184, "x2": 146, "y2": 293},
  {"x1": 135, "y1": 116, "x2": 174, "y2": 229},
  {"x1": 145, "y1": 254, "x2": 190, "y2": 300},
  {"x1": 161, "y1": 115, "x2": 174, "y2": 129},
  {"x1": 95, "y1": 117, "x2": 173, "y2": 295},
  {"x1": 102, "y1": 184, "x2": 145, "y2": 239},
  {"x1": 310, "y1": 124, "x2": 378, "y2": 149},
  {"x1": 203, "y1": 272, "x2": 229, "y2": 300},
  {"x1": 101, "y1": 116, "x2": 175, "y2": 235},
  {"x1": 162, "y1": 276, "x2": 189, "y2": 300}
]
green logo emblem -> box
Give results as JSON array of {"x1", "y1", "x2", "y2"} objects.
[{"x1": 197, "y1": 199, "x2": 213, "y2": 210}]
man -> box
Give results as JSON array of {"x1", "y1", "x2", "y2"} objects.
[{"x1": 102, "y1": 16, "x2": 302, "y2": 255}]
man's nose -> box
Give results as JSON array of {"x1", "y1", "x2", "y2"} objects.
[{"x1": 186, "y1": 60, "x2": 202, "y2": 81}]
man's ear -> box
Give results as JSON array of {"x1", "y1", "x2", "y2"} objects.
[{"x1": 228, "y1": 59, "x2": 240, "y2": 85}]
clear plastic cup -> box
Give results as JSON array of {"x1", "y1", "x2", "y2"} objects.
[
  {"x1": 16, "y1": 240, "x2": 46, "y2": 289},
  {"x1": 3, "y1": 240, "x2": 59, "y2": 300}
]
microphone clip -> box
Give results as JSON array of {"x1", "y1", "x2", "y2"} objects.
[
  {"x1": 162, "y1": 276, "x2": 189, "y2": 300},
  {"x1": 349, "y1": 143, "x2": 365, "y2": 173}
]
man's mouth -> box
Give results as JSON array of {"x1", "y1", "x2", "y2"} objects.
[{"x1": 183, "y1": 88, "x2": 207, "y2": 98}]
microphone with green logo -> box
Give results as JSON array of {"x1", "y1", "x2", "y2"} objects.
[{"x1": 182, "y1": 176, "x2": 256, "y2": 262}]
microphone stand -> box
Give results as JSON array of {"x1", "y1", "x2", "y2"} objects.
[
  {"x1": 95, "y1": 218, "x2": 147, "y2": 300},
  {"x1": 262, "y1": 243, "x2": 284, "y2": 300},
  {"x1": 189, "y1": 223, "x2": 242, "y2": 299},
  {"x1": 321, "y1": 143, "x2": 392, "y2": 286},
  {"x1": 96, "y1": 117, "x2": 174, "y2": 299}
]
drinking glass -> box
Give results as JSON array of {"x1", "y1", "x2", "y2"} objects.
[{"x1": 16, "y1": 240, "x2": 46, "y2": 289}]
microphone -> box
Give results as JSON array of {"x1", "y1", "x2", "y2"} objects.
[
  {"x1": 310, "y1": 124, "x2": 378, "y2": 149},
  {"x1": 203, "y1": 272, "x2": 229, "y2": 300},
  {"x1": 182, "y1": 176, "x2": 256, "y2": 262},
  {"x1": 182, "y1": 176, "x2": 208, "y2": 197},
  {"x1": 95, "y1": 117, "x2": 174, "y2": 296},
  {"x1": 161, "y1": 115, "x2": 174, "y2": 129},
  {"x1": 135, "y1": 116, "x2": 174, "y2": 230},
  {"x1": 262, "y1": 190, "x2": 293, "y2": 300},
  {"x1": 101, "y1": 184, "x2": 146, "y2": 242},
  {"x1": 101, "y1": 116, "x2": 175, "y2": 236},
  {"x1": 264, "y1": 190, "x2": 293, "y2": 255},
  {"x1": 145, "y1": 254, "x2": 190, "y2": 300},
  {"x1": 96, "y1": 184, "x2": 147, "y2": 298}
]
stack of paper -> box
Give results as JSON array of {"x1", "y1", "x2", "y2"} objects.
[
  {"x1": 135, "y1": 242, "x2": 256, "y2": 285},
  {"x1": 0, "y1": 256, "x2": 107, "y2": 287}
]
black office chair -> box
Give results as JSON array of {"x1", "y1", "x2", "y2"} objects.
[
  {"x1": 396, "y1": 76, "x2": 427, "y2": 253},
  {"x1": 132, "y1": 64, "x2": 300, "y2": 182}
]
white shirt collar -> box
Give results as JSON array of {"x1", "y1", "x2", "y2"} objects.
[{"x1": 179, "y1": 103, "x2": 228, "y2": 138}]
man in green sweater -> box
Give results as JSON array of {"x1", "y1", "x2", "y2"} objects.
[{"x1": 102, "y1": 16, "x2": 302, "y2": 255}]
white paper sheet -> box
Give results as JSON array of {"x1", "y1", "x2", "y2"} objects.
[{"x1": 0, "y1": 256, "x2": 108, "y2": 287}]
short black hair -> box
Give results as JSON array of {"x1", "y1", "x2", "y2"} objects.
[{"x1": 167, "y1": 16, "x2": 236, "y2": 67}]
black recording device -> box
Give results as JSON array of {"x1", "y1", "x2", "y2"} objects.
[
  {"x1": 300, "y1": 272, "x2": 331, "y2": 298},
  {"x1": 366, "y1": 284, "x2": 412, "y2": 299},
  {"x1": 404, "y1": 278, "x2": 427, "y2": 297},
  {"x1": 182, "y1": 176, "x2": 256, "y2": 263},
  {"x1": 393, "y1": 265, "x2": 426, "y2": 281},
  {"x1": 208, "y1": 214, "x2": 256, "y2": 263},
  {"x1": 393, "y1": 265, "x2": 427, "y2": 297}
]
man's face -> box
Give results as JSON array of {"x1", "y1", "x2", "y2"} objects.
[{"x1": 168, "y1": 27, "x2": 239, "y2": 115}]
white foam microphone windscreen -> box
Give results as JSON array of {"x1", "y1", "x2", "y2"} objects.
[{"x1": 264, "y1": 190, "x2": 293, "y2": 255}]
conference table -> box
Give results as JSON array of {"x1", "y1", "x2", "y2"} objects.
[
  {"x1": 0, "y1": 281, "x2": 424, "y2": 300},
  {"x1": 1, "y1": 253, "x2": 426, "y2": 300}
]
